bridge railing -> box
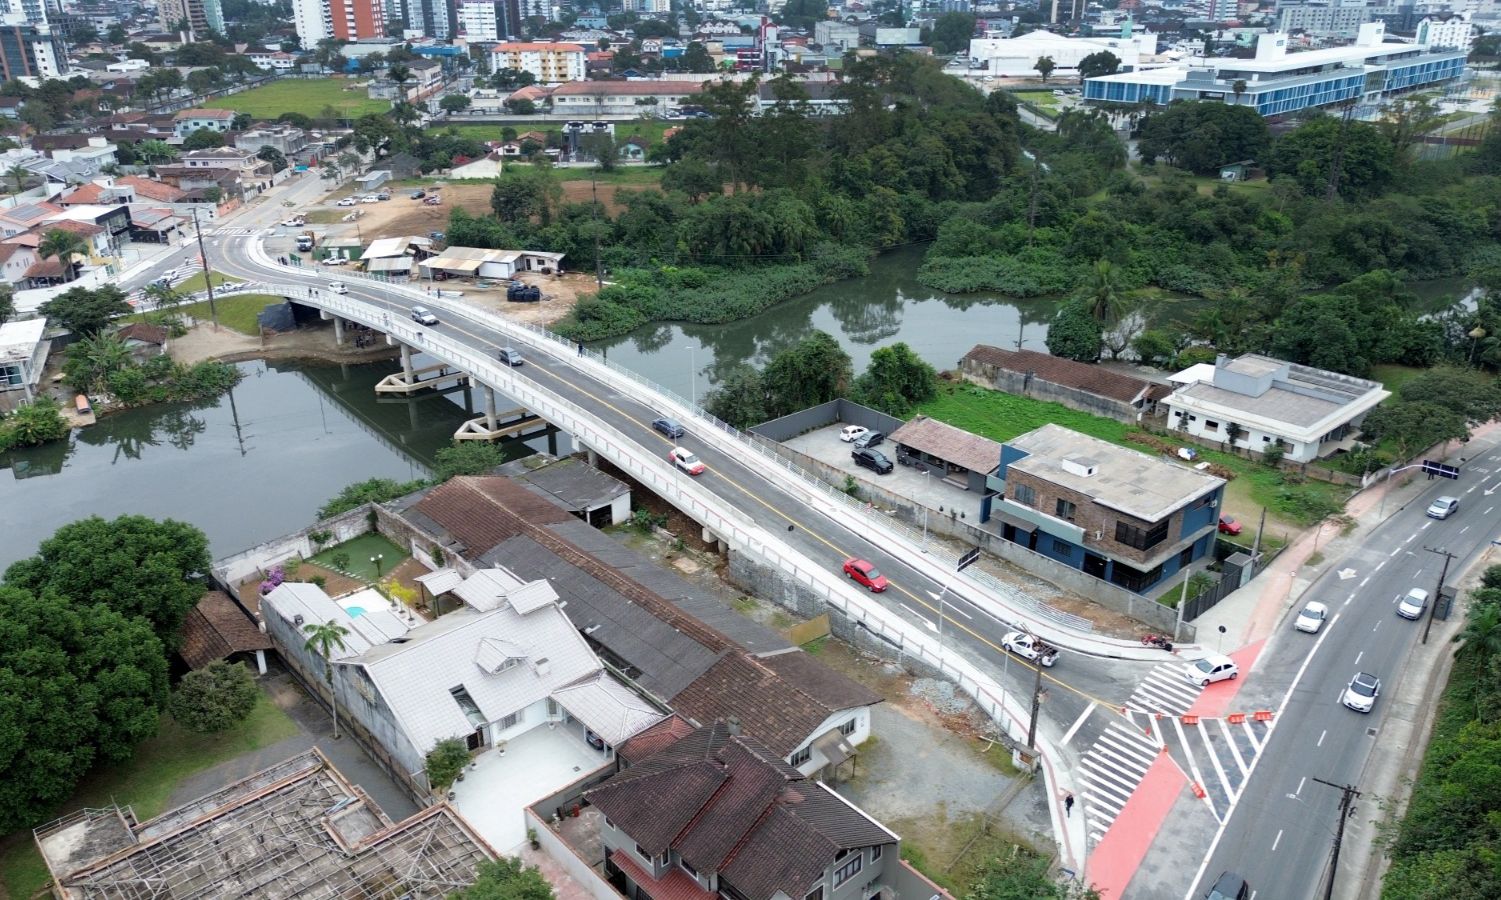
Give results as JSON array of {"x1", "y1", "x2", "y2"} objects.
[{"x1": 274, "y1": 282, "x2": 1032, "y2": 744}]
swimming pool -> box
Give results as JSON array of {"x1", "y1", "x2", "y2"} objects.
[{"x1": 345, "y1": 606, "x2": 366, "y2": 618}]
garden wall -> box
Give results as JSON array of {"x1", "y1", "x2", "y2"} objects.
[
  {"x1": 751, "y1": 398, "x2": 905, "y2": 443},
  {"x1": 211, "y1": 503, "x2": 376, "y2": 588}
]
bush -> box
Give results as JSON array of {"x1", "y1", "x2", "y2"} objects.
[
  {"x1": 629, "y1": 507, "x2": 667, "y2": 534},
  {"x1": 917, "y1": 249, "x2": 1081, "y2": 297},
  {"x1": 425, "y1": 737, "x2": 471, "y2": 793},
  {"x1": 317, "y1": 477, "x2": 430, "y2": 518},
  {"x1": 169, "y1": 660, "x2": 260, "y2": 734},
  {"x1": 0, "y1": 397, "x2": 69, "y2": 451}
]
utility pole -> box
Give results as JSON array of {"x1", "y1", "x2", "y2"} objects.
[
  {"x1": 190, "y1": 206, "x2": 219, "y2": 330},
  {"x1": 1025, "y1": 647, "x2": 1046, "y2": 750},
  {"x1": 1421, "y1": 546, "x2": 1456, "y2": 645},
  {"x1": 1312, "y1": 778, "x2": 1360, "y2": 900}
]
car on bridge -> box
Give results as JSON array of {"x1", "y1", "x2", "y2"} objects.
[
  {"x1": 1001, "y1": 631, "x2": 1058, "y2": 667},
  {"x1": 852, "y1": 447, "x2": 893, "y2": 475},
  {"x1": 1183, "y1": 654, "x2": 1238, "y2": 687},
  {"x1": 669, "y1": 446, "x2": 705, "y2": 476},
  {"x1": 496, "y1": 347, "x2": 523, "y2": 366},
  {"x1": 842, "y1": 558, "x2": 888, "y2": 592},
  {"x1": 410, "y1": 306, "x2": 439, "y2": 325},
  {"x1": 328, "y1": 282, "x2": 348, "y2": 294},
  {"x1": 652, "y1": 417, "x2": 685, "y2": 439},
  {"x1": 1342, "y1": 671, "x2": 1381, "y2": 712},
  {"x1": 1397, "y1": 587, "x2": 1429, "y2": 620},
  {"x1": 1294, "y1": 601, "x2": 1328, "y2": 633}
]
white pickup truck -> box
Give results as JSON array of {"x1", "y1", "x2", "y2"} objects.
[{"x1": 1001, "y1": 631, "x2": 1058, "y2": 667}]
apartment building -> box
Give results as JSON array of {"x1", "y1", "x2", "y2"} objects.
[
  {"x1": 458, "y1": 0, "x2": 519, "y2": 41},
  {"x1": 292, "y1": 0, "x2": 384, "y2": 48},
  {"x1": 490, "y1": 41, "x2": 586, "y2": 82}
]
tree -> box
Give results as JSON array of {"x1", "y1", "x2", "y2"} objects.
[
  {"x1": 387, "y1": 63, "x2": 412, "y2": 87},
  {"x1": 256, "y1": 144, "x2": 288, "y2": 172},
  {"x1": 491, "y1": 171, "x2": 545, "y2": 222},
  {"x1": 1361, "y1": 400, "x2": 1469, "y2": 461},
  {"x1": 0, "y1": 586, "x2": 169, "y2": 831},
  {"x1": 581, "y1": 132, "x2": 617, "y2": 171},
  {"x1": 5, "y1": 163, "x2": 27, "y2": 198},
  {"x1": 106, "y1": 23, "x2": 127, "y2": 44},
  {"x1": 704, "y1": 364, "x2": 769, "y2": 429},
  {"x1": 1077, "y1": 50, "x2": 1120, "y2": 80},
  {"x1": 929, "y1": 12, "x2": 975, "y2": 54},
  {"x1": 761, "y1": 330, "x2": 854, "y2": 417},
  {"x1": 966, "y1": 849, "x2": 1101, "y2": 900},
  {"x1": 39, "y1": 284, "x2": 131, "y2": 336},
  {"x1": 452, "y1": 858, "x2": 557, "y2": 900},
  {"x1": 1046, "y1": 300, "x2": 1102, "y2": 362},
  {"x1": 317, "y1": 476, "x2": 428, "y2": 518},
  {"x1": 0, "y1": 284, "x2": 13, "y2": 326},
  {"x1": 432, "y1": 441, "x2": 507, "y2": 480},
  {"x1": 136, "y1": 139, "x2": 179, "y2": 165},
  {"x1": 230, "y1": 112, "x2": 253, "y2": 131},
  {"x1": 425, "y1": 737, "x2": 470, "y2": 794},
  {"x1": 1395, "y1": 367, "x2": 1501, "y2": 426},
  {"x1": 1454, "y1": 602, "x2": 1501, "y2": 664},
  {"x1": 3, "y1": 515, "x2": 212, "y2": 644},
  {"x1": 63, "y1": 333, "x2": 132, "y2": 391},
  {"x1": 182, "y1": 127, "x2": 227, "y2": 151},
  {"x1": 1078, "y1": 259, "x2": 1126, "y2": 324},
  {"x1": 854, "y1": 342, "x2": 937, "y2": 416},
  {"x1": 504, "y1": 97, "x2": 536, "y2": 115},
  {"x1": 1232, "y1": 79, "x2": 1247, "y2": 104},
  {"x1": 169, "y1": 660, "x2": 259, "y2": 733},
  {"x1": 661, "y1": 156, "x2": 722, "y2": 202},
  {"x1": 303, "y1": 620, "x2": 350, "y2": 738},
  {"x1": 1035, "y1": 56, "x2": 1055, "y2": 83},
  {"x1": 37, "y1": 229, "x2": 89, "y2": 283},
  {"x1": 1267, "y1": 115, "x2": 1396, "y2": 200},
  {"x1": 1136, "y1": 101, "x2": 1270, "y2": 173},
  {"x1": 440, "y1": 93, "x2": 472, "y2": 114},
  {"x1": 0, "y1": 397, "x2": 67, "y2": 448}
]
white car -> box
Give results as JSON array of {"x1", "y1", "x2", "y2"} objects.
[
  {"x1": 668, "y1": 446, "x2": 706, "y2": 476},
  {"x1": 411, "y1": 306, "x2": 439, "y2": 326},
  {"x1": 320, "y1": 256, "x2": 346, "y2": 266},
  {"x1": 1183, "y1": 654, "x2": 1238, "y2": 687},
  {"x1": 840, "y1": 425, "x2": 870, "y2": 443},
  {"x1": 328, "y1": 282, "x2": 348, "y2": 294},
  {"x1": 1397, "y1": 587, "x2": 1429, "y2": 620},
  {"x1": 336, "y1": 197, "x2": 357, "y2": 206},
  {"x1": 360, "y1": 195, "x2": 381, "y2": 204},
  {"x1": 1342, "y1": 672, "x2": 1380, "y2": 712},
  {"x1": 1294, "y1": 601, "x2": 1328, "y2": 633}
]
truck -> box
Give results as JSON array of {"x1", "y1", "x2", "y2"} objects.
[
  {"x1": 282, "y1": 214, "x2": 306, "y2": 227},
  {"x1": 295, "y1": 231, "x2": 316, "y2": 252},
  {"x1": 1001, "y1": 631, "x2": 1058, "y2": 667}
]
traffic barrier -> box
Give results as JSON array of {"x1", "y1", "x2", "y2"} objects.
[
  {"x1": 1191, "y1": 783, "x2": 1206, "y2": 798},
  {"x1": 1253, "y1": 710, "x2": 1273, "y2": 722},
  {"x1": 1182, "y1": 714, "x2": 1199, "y2": 725},
  {"x1": 1227, "y1": 712, "x2": 1246, "y2": 724}
]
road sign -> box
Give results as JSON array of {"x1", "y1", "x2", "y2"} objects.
[
  {"x1": 1422, "y1": 460, "x2": 1460, "y2": 480},
  {"x1": 957, "y1": 547, "x2": 981, "y2": 572}
]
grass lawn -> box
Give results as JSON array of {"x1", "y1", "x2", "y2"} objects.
[
  {"x1": 175, "y1": 271, "x2": 241, "y2": 294},
  {"x1": 179, "y1": 293, "x2": 284, "y2": 336},
  {"x1": 917, "y1": 382, "x2": 1351, "y2": 529},
  {"x1": 1371, "y1": 363, "x2": 1425, "y2": 394},
  {"x1": 0, "y1": 694, "x2": 298, "y2": 899},
  {"x1": 215, "y1": 78, "x2": 390, "y2": 120},
  {"x1": 1013, "y1": 90, "x2": 1061, "y2": 108},
  {"x1": 310, "y1": 532, "x2": 409, "y2": 582}
]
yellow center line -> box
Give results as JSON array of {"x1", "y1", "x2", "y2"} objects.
[{"x1": 334, "y1": 281, "x2": 1122, "y2": 712}]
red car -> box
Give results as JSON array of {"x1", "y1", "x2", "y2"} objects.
[
  {"x1": 843, "y1": 558, "x2": 888, "y2": 592},
  {"x1": 1218, "y1": 515, "x2": 1242, "y2": 536}
]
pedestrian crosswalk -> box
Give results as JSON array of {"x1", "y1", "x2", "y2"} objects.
[
  {"x1": 1164, "y1": 714, "x2": 1272, "y2": 821},
  {"x1": 208, "y1": 226, "x2": 262, "y2": 236},
  {"x1": 1077, "y1": 718, "x2": 1162, "y2": 845},
  {"x1": 1123, "y1": 662, "x2": 1202, "y2": 717}
]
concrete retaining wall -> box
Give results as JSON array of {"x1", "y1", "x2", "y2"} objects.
[
  {"x1": 527, "y1": 808, "x2": 621, "y2": 900},
  {"x1": 958, "y1": 363, "x2": 1140, "y2": 423},
  {"x1": 752, "y1": 398, "x2": 905, "y2": 443},
  {"x1": 211, "y1": 503, "x2": 376, "y2": 588}
]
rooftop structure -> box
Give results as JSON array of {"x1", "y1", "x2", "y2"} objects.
[{"x1": 35, "y1": 749, "x2": 495, "y2": 899}]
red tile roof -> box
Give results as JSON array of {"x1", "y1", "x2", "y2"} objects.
[
  {"x1": 962, "y1": 344, "x2": 1155, "y2": 404},
  {"x1": 61, "y1": 183, "x2": 107, "y2": 205},
  {"x1": 178, "y1": 590, "x2": 271, "y2": 669},
  {"x1": 608, "y1": 851, "x2": 715, "y2": 900},
  {"x1": 173, "y1": 108, "x2": 235, "y2": 120},
  {"x1": 24, "y1": 257, "x2": 68, "y2": 278},
  {"x1": 117, "y1": 176, "x2": 187, "y2": 202},
  {"x1": 43, "y1": 220, "x2": 105, "y2": 237},
  {"x1": 618, "y1": 714, "x2": 697, "y2": 765}
]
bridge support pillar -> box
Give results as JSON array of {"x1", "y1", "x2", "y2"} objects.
[
  {"x1": 333, "y1": 317, "x2": 345, "y2": 346},
  {"x1": 701, "y1": 526, "x2": 719, "y2": 551},
  {"x1": 586, "y1": 449, "x2": 598, "y2": 467},
  {"x1": 400, "y1": 343, "x2": 414, "y2": 378},
  {"x1": 484, "y1": 386, "x2": 498, "y2": 431}
]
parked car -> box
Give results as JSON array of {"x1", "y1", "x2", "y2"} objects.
[
  {"x1": 1204, "y1": 871, "x2": 1250, "y2": 900},
  {"x1": 320, "y1": 256, "x2": 346, "y2": 266},
  {"x1": 360, "y1": 195, "x2": 381, "y2": 204},
  {"x1": 496, "y1": 347, "x2": 523, "y2": 366},
  {"x1": 1218, "y1": 515, "x2": 1242, "y2": 536},
  {"x1": 410, "y1": 189, "x2": 426, "y2": 199},
  {"x1": 281, "y1": 215, "x2": 305, "y2": 227},
  {"x1": 1397, "y1": 587, "x2": 1430, "y2": 620},
  {"x1": 852, "y1": 447, "x2": 893, "y2": 474},
  {"x1": 1427, "y1": 496, "x2": 1459, "y2": 519},
  {"x1": 1183, "y1": 654, "x2": 1238, "y2": 687},
  {"x1": 1342, "y1": 672, "x2": 1380, "y2": 713},
  {"x1": 376, "y1": 192, "x2": 391, "y2": 200},
  {"x1": 839, "y1": 425, "x2": 870, "y2": 443},
  {"x1": 1001, "y1": 631, "x2": 1058, "y2": 667},
  {"x1": 854, "y1": 430, "x2": 884, "y2": 450},
  {"x1": 328, "y1": 281, "x2": 348, "y2": 294},
  {"x1": 669, "y1": 446, "x2": 706, "y2": 476},
  {"x1": 1294, "y1": 601, "x2": 1328, "y2": 634},
  {"x1": 424, "y1": 195, "x2": 443, "y2": 205},
  {"x1": 410, "y1": 306, "x2": 439, "y2": 325},
  {"x1": 652, "y1": 417, "x2": 685, "y2": 439},
  {"x1": 336, "y1": 197, "x2": 357, "y2": 206},
  {"x1": 842, "y1": 558, "x2": 888, "y2": 592}
]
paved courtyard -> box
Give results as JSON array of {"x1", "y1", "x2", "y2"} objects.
[{"x1": 783, "y1": 423, "x2": 988, "y2": 523}]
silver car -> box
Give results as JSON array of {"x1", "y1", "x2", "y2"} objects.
[
  {"x1": 1342, "y1": 672, "x2": 1380, "y2": 712},
  {"x1": 1427, "y1": 496, "x2": 1459, "y2": 519},
  {"x1": 1397, "y1": 588, "x2": 1429, "y2": 620},
  {"x1": 410, "y1": 306, "x2": 439, "y2": 325}
]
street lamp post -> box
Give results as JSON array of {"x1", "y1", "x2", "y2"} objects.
[
  {"x1": 921, "y1": 468, "x2": 930, "y2": 552},
  {"x1": 189, "y1": 206, "x2": 219, "y2": 330}
]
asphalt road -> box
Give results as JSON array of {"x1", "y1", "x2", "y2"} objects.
[
  {"x1": 208, "y1": 230, "x2": 1166, "y2": 752},
  {"x1": 1184, "y1": 438, "x2": 1501, "y2": 900}
]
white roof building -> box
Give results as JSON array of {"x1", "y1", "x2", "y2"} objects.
[{"x1": 969, "y1": 29, "x2": 1163, "y2": 77}]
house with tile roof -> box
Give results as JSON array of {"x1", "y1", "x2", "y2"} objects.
[
  {"x1": 959, "y1": 344, "x2": 1170, "y2": 424},
  {"x1": 585, "y1": 722, "x2": 899, "y2": 900}
]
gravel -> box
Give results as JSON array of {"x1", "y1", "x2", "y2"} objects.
[{"x1": 909, "y1": 677, "x2": 975, "y2": 717}]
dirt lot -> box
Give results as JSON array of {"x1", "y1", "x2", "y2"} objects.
[{"x1": 320, "y1": 179, "x2": 650, "y2": 238}]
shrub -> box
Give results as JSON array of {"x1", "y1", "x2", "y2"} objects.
[
  {"x1": 169, "y1": 660, "x2": 260, "y2": 734},
  {"x1": 332, "y1": 551, "x2": 350, "y2": 571},
  {"x1": 426, "y1": 737, "x2": 471, "y2": 793}
]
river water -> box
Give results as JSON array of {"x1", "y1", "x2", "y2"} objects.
[{"x1": 0, "y1": 359, "x2": 564, "y2": 570}]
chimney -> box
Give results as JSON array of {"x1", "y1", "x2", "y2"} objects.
[{"x1": 727, "y1": 716, "x2": 741, "y2": 736}]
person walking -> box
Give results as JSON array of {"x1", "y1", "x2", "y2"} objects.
[
  {"x1": 1064, "y1": 792, "x2": 1075, "y2": 817},
  {"x1": 577, "y1": 340, "x2": 584, "y2": 356}
]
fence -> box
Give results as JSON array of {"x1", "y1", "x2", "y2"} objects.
[
  {"x1": 1180, "y1": 543, "x2": 1285, "y2": 622},
  {"x1": 750, "y1": 398, "x2": 905, "y2": 443}
]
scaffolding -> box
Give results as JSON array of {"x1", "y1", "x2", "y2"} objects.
[{"x1": 36, "y1": 750, "x2": 495, "y2": 899}]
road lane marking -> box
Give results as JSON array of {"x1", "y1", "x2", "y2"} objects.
[
  {"x1": 1318, "y1": 730, "x2": 1327, "y2": 747},
  {"x1": 1241, "y1": 719, "x2": 1262, "y2": 753},
  {"x1": 1488, "y1": 507, "x2": 1495, "y2": 516},
  {"x1": 1404, "y1": 534, "x2": 1416, "y2": 544},
  {"x1": 1355, "y1": 651, "x2": 1363, "y2": 666},
  {"x1": 1172, "y1": 717, "x2": 1218, "y2": 820},
  {"x1": 1461, "y1": 526, "x2": 1470, "y2": 534},
  {"x1": 949, "y1": 604, "x2": 974, "y2": 619},
  {"x1": 1272, "y1": 829, "x2": 1283, "y2": 852},
  {"x1": 1374, "y1": 560, "x2": 1385, "y2": 572},
  {"x1": 1218, "y1": 717, "x2": 1250, "y2": 778},
  {"x1": 899, "y1": 604, "x2": 935, "y2": 629},
  {"x1": 1374, "y1": 619, "x2": 1382, "y2": 632},
  {"x1": 1359, "y1": 577, "x2": 1370, "y2": 588},
  {"x1": 1061, "y1": 705, "x2": 1094, "y2": 747},
  {"x1": 1296, "y1": 776, "x2": 1306, "y2": 797},
  {"x1": 1201, "y1": 724, "x2": 1235, "y2": 803},
  {"x1": 1390, "y1": 547, "x2": 1403, "y2": 556}
]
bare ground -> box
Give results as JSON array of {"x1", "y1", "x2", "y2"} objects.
[{"x1": 169, "y1": 321, "x2": 399, "y2": 366}]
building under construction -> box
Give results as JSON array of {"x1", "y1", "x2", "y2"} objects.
[{"x1": 34, "y1": 749, "x2": 496, "y2": 899}]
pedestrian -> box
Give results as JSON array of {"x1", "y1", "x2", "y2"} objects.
[
  {"x1": 1064, "y1": 792, "x2": 1074, "y2": 817},
  {"x1": 577, "y1": 340, "x2": 584, "y2": 356}
]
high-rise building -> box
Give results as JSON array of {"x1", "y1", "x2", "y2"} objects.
[
  {"x1": 0, "y1": 21, "x2": 68, "y2": 79},
  {"x1": 406, "y1": 0, "x2": 457, "y2": 38},
  {"x1": 158, "y1": 0, "x2": 223, "y2": 39},
  {"x1": 292, "y1": 0, "x2": 331, "y2": 47},
  {"x1": 0, "y1": 0, "x2": 45, "y2": 25},
  {"x1": 490, "y1": 41, "x2": 585, "y2": 82},
  {"x1": 458, "y1": 0, "x2": 518, "y2": 41},
  {"x1": 293, "y1": 0, "x2": 385, "y2": 48}
]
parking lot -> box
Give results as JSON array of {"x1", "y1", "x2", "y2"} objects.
[{"x1": 783, "y1": 423, "x2": 985, "y2": 521}]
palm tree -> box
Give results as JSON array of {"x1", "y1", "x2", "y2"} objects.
[
  {"x1": 143, "y1": 281, "x2": 182, "y2": 310},
  {"x1": 1454, "y1": 603, "x2": 1501, "y2": 663},
  {"x1": 337, "y1": 152, "x2": 360, "y2": 177},
  {"x1": 1232, "y1": 80, "x2": 1247, "y2": 105},
  {"x1": 69, "y1": 333, "x2": 132, "y2": 390},
  {"x1": 136, "y1": 139, "x2": 178, "y2": 166},
  {"x1": 1080, "y1": 259, "x2": 1126, "y2": 325},
  {"x1": 5, "y1": 163, "x2": 27, "y2": 198},
  {"x1": 303, "y1": 620, "x2": 350, "y2": 739},
  {"x1": 37, "y1": 229, "x2": 89, "y2": 283}
]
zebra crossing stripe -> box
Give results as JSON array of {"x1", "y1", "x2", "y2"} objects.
[
  {"x1": 1171, "y1": 718, "x2": 1220, "y2": 819},
  {"x1": 1217, "y1": 718, "x2": 1251, "y2": 778},
  {"x1": 1197, "y1": 725, "x2": 1235, "y2": 802},
  {"x1": 1242, "y1": 719, "x2": 1264, "y2": 752}
]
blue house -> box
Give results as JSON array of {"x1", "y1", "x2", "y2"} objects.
[{"x1": 983, "y1": 424, "x2": 1225, "y2": 594}]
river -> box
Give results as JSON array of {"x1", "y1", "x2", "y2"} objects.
[{"x1": 0, "y1": 359, "x2": 564, "y2": 570}]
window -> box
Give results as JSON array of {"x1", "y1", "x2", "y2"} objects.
[
  {"x1": 806, "y1": 888, "x2": 824, "y2": 900},
  {"x1": 1115, "y1": 519, "x2": 1169, "y2": 552},
  {"x1": 1051, "y1": 538, "x2": 1072, "y2": 557},
  {"x1": 839, "y1": 718, "x2": 857, "y2": 736},
  {"x1": 499, "y1": 711, "x2": 520, "y2": 730},
  {"x1": 871, "y1": 845, "x2": 883, "y2": 862},
  {"x1": 681, "y1": 859, "x2": 699, "y2": 879},
  {"x1": 605, "y1": 818, "x2": 614, "y2": 830},
  {"x1": 790, "y1": 746, "x2": 812, "y2": 766},
  {"x1": 1055, "y1": 499, "x2": 1076, "y2": 521},
  {"x1": 1012, "y1": 483, "x2": 1036, "y2": 507},
  {"x1": 833, "y1": 854, "x2": 863, "y2": 888},
  {"x1": 1204, "y1": 420, "x2": 1220, "y2": 433}
]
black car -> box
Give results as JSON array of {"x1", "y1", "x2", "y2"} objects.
[
  {"x1": 652, "y1": 417, "x2": 685, "y2": 439},
  {"x1": 411, "y1": 189, "x2": 426, "y2": 199},
  {"x1": 854, "y1": 430, "x2": 884, "y2": 450},
  {"x1": 1205, "y1": 872, "x2": 1249, "y2": 900},
  {"x1": 853, "y1": 448, "x2": 893, "y2": 474}
]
